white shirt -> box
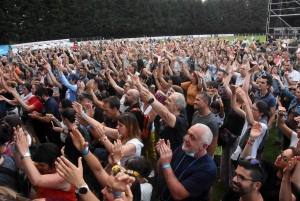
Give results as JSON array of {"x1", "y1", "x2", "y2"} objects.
[
  {"x1": 290, "y1": 131, "x2": 299, "y2": 148},
  {"x1": 141, "y1": 182, "x2": 153, "y2": 201},
  {"x1": 283, "y1": 70, "x2": 300, "y2": 87},
  {"x1": 120, "y1": 138, "x2": 144, "y2": 166}
]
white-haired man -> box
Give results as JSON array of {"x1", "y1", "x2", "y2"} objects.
[
  {"x1": 140, "y1": 89, "x2": 189, "y2": 150},
  {"x1": 156, "y1": 123, "x2": 217, "y2": 201}
]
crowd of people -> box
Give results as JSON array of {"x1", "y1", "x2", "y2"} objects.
[{"x1": 0, "y1": 34, "x2": 300, "y2": 201}]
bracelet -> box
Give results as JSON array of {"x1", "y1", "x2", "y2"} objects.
[
  {"x1": 81, "y1": 113, "x2": 86, "y2": 118},
  {"x1": 48, "y1": 72, "x2": 53, "y2": 75},
  {"x1": 113, "y1": 192, "x2": 122, "y2": 198},
  {"x1": 247, "y1": 140, "x2": 253, "y2": 146},
  {"x1": 86, "y1": 125, "x2": 91, "y2": 129},
  {"x1": 249, "y1": 137, "x2": 256, "y2": 142},
  {"x1": 99, "y1": 136, "x2": 108, "y2": 142},
  {"x1": 81, "y1": 148, "x2": 89, "y2": 155},
  {"x1": 162, "y1": 164, "x2": 171, "y2": 169},
  {"x1": 19, "y1": 101, "x2": 23, "y2": 105}
]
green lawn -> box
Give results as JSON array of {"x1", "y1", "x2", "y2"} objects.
[
  {"x1": 212, "y1": 127, "x2": 281, "y2": 201},
  {"x1": 197, "y1": 35, "x2": 267, "y2": 43}
]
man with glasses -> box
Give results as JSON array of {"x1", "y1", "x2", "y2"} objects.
[{"x1": 222, "y1": 157, "x2": 265, "y2": 201}]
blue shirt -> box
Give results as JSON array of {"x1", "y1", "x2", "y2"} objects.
[
  {"x1": 253, "y1": 91, "x2": 276, "y2": 108},
  {"x1": 57, "y1": 71, "x2": 77, "y2": 102}
]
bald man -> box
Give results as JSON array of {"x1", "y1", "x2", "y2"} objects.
[{"x1": 124, "y1": 89, "x2": 140, "y2": 110}]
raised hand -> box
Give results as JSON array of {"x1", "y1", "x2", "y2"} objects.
[
  {"x1": 55, "y1": 156, "x2": 86, "y2": 188},
  {"x1": 159, "y1": 141, "x2": 172, "y2": 166},
  {"x1": 14, "y1": 126, "x2": 29, "y2": 155},
  {"x1": 112, "y1": 172, "x2": 136, "y2": 194},
  {"x1": 278, "y1": 106, "x2": 286, "y2": 116},
  {"x1": 250, "y1": 121, "x2": 262, "y2": 139},
  {"x1": 70, "y1": 128, "x2": 88, "y2": 153},
  {"x1": 129, "y1": 73, "x2": 139, "y2": 86},
  {"x1": 140, "y1": 88, "x2": 154, "y2": 103},
  {"x1": 85, "y1": 81, "x2": 94, "y2": 92},
  {"x1": 111, "y1": 139, "x2": 124, "y2": 164},
  {"x1": 84, "y1": 103, "x2": 95, "y2": 118},
  {"x1": 93, "y1": 124, "x2": 106, "y2": 140},
  {"x1": 283, "y1": 156, "x2": 298, "y2": 175},
  {"x1": 72, "y1": 102, "x2": 84, "y2": 115},
  {"x1": 272, "y1": 73, "x2": 280, "y2": 80}
]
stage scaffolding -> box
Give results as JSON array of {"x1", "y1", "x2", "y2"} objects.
[{"x1": 266, "y1": 0, "x2": 300, "y2": 40}]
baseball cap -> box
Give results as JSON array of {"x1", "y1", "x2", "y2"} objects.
[{"x1": 67, "y1": 73, "x2": 79, "y2": 82}]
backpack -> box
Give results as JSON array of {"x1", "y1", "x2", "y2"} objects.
[
  {"x1": 0, "y1": 165, "x2": 31, "y2": 197},
  {"x1": 130, "y1": 108, "x2": 152, "y2": 141}
]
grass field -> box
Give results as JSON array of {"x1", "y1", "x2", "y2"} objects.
[{"x1": 216, "y1": 35, "x2": 267, "y2": 43}]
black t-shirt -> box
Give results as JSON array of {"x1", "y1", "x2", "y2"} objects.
[
  {"x1": 59, "y1": 85, "x2": 68, "y2": 101},
  {"x1": 104, "y1": 118, "x2": 118, "y2": 129},
  {"x1": 159, "y1": 113, "x2": 189, "y2": 151},
  {"x1": 65, "y1": 126, "x2": 86, "y2": 166},
  {"x1": 94, "y1": 106, "x2": 104, "y2": 123}
]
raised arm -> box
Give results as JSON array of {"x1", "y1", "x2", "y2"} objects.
[
  {"x1": 14, "y1": 127, "x2": 69, "y2": 190},
  {"x1": 106, "y1": 69, "x2": 124, "y2": 95},
  {"x1": 140, "y1": 89, "x2": 177, "y2": 127}
]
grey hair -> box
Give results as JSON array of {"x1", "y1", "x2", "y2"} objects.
[
  {"x1": 173, "y1": 92, "x2": 186, "y2": 111},
  {"x1": 194, "y1": 123, "x2": 213, "y2": 146}
]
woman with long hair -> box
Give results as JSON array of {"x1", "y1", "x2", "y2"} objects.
[{"x1": 73, "y1": 101, "x2": 143, "y2": 167}]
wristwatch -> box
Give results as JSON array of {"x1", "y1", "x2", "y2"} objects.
[
  {"x1": 75, "y1": 183, "x2": 89, "y2": 195},
  {"x1": 20, "y1": 152, "x2": 31, "y2": 160},
  {"x1": 148, "y1": 98, "x2": 155, "y2": 104}
]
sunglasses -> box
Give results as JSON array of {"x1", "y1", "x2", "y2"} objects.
[{"x1": 288, "y1": 88, "x2": 297, "y2": 91}]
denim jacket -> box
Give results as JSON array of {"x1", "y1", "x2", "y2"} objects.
[{"x1": 281, "y1": 88, "x2": 300, "y2": 116}]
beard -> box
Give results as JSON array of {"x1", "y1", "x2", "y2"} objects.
[
  {"x1": 232, "y1": 181, "x2": 254, "y2": 195},
  {"x1": 124, "y1": 99, "x2": 130, "y2": 106}
]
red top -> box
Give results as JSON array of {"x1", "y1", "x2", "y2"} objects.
[
  {"x1": 38, "y1": 185, "x2": 77, "y2": 201},
  {"x1": 27, "y1": 96, "x2": 43, "y2": 113}
]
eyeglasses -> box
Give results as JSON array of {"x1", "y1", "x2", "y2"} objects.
[
  {"x1": 251, "y1": 106, "x2": 259, "y2": 112},
  {"x1": 233, "y1": 170, "x2": 256, "y2": 183},
  {"x1": 288, "y1": 88, "x2": 297, "y2": 91},
  {"x1": 244, "y1": 156, "x2": 264, "y2": 177},
  {"x1": 278, "y1": 151, "x2": 289, "y2": 162}
]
